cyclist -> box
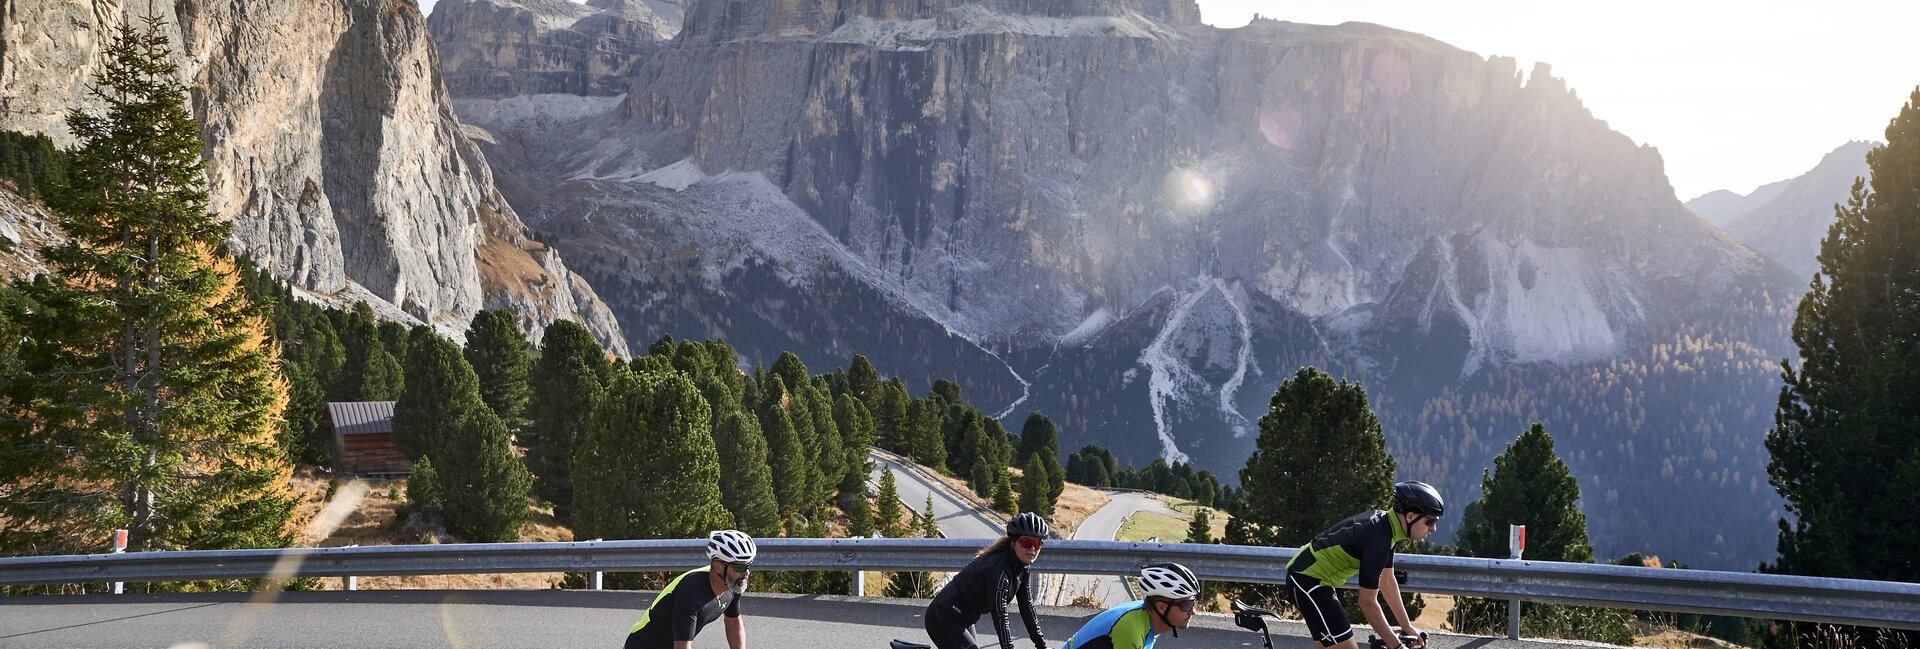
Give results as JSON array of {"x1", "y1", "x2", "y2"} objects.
[
  {"x1": 924, "y1": 512, "x2": 1051, "y2": 649},
  {"x1": 1284, "y1": 482, "x2": 1443, "y2": 649},
  {"x1": 1060, "y1": 563, "x2": 1201, "y2": 649},
  {"x1": 624, "y1": 530, "x2": 757, "y2": 649}
]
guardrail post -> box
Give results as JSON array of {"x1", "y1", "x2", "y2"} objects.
[
  {"x1": 1508, "y1": 525, "x2": 1525, "y2": 640},
  {"x1": 593, "y1": 571, "x2": 604, "y2": 591},
  {"x1": 111, "y1": 528, "x2": 126, "y2": 594},
  {"x1": 346, "y1": 575, "x2": 357, "y2": 591}
]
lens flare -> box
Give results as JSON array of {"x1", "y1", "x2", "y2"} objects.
[
  {"x1": 216, "y1": 479, "x2": 371, "y2": 647},
  {"x1": 1162, "y1": 167, "x2": 1216, "y2": 217}
]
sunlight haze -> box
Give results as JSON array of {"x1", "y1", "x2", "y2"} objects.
[{"x1": 416, "y1": 0, "x2": 1920, "y2": 199}]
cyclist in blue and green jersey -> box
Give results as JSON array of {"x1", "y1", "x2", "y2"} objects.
[
  {"x1": 624, "y1": 530, "x2": 758, "y2": 649},
  {"x1": 1283, "y1": 482, "x2": 1443, "y2": 649},
  {"x1": 1061, "y1": 563, "x2": 1200, "y2": 649}
]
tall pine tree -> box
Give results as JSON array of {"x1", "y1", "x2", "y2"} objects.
[
  {"x1": 1237, "y1": 367, "x2": 1394, "y2": 547},
  {"x1": 1762, "y1": 89, "x2": 1920, "y2": 648},
  {"x1": 8, "y1": 15, "x2": 293, "y2": 555},
  {"x1": 712, "y1": 410, "x2": 781, "y2": 536},
  {"x1": 464, "y1": 309, "x2": 532, "y2": 431},
  {"x1": 1451, "y1": 423, "x2": 1629, "y2": 645},
  {"x1": 1017, "y1": 413, "x2": 1059, "y2": 467},
  {"x1": 574, "y1": 367, "x2": 732, "y2": 541},
  {"x1": 526, "y1": 320, "x2": 608, "y2": 524}
]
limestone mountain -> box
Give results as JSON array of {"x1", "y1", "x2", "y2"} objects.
[
  {"x1": 1690, "y1": 141, "x2": 1878, "y2": 281},
  {"x1": 0, "y1": 0, "x2": 627, "y2": 354}
]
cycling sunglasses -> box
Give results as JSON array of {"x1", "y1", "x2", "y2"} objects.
[
  {"x1": 726, "y1": 561, "x2": 752, "y2": 572},
  {"x1": 1167, "y1": 599, "x2": 1197, "y2": 613},
  {"x1": 1015, "y1": 536, "x2": 1044, "y2": 550}
]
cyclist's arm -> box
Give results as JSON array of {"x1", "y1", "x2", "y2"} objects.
[
  {"x1": 725, "y1": 595, "x2": 745, "y2": 649},
  {"x1": 725, "y1": 615, "x2": 745, "y2": 649},
  {"x1": 1016, "y1": 571, "x2": 1046, "y2": 648},
  {"x1": 1357, "y1": 538, "x2": 1401, "y2": 647},
  {"x1": 1379, "y1": 567, "x2": 1420, "y2": 641},
  {"x1": 992, "y1": 572, "x2": 1017, "y2": 649}
]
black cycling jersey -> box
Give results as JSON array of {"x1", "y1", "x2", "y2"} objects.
[
  {"x1": 1286, "y1": 509, "x2": 1407, "y2": 590},
  {"x1": 626, "y1": 567, "x2": 741, "y2": 649},
  {"x1": 927, "y1": 548, "x2": 1046, "y2": 649}
]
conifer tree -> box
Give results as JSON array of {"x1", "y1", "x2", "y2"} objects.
[
  {"x1": 991, "y1": 466, "x2": 1018, "y2": 515},
  {"x1": 574, "y1": 368, "x2": 732, "y2": 542},
  {"x1": 392, "y1": 335, "x2": 479, "y2": 463},
  {"x1": 526, "y1": 320, "x2": 608, "y2": 523},
  {"x1": 848, "y1": 355, "x2": 881, "y2": 406},
  {"x1": 834, "y1": 393, "x2": 878, "y2": 493},
  {"x1": 464, "y1": 309, "x2": 533, "y2": 431},
  {"x1": 407, "y1": 455, "x2": 443, "y2": 514},
  {"x1": 1019, "y1": 454, "x2": 1053, "y2": 516},
  {"x1": 906, "y1": 398, "x2": 948, "y2": 471},
  {"x1": 1185, "y1": 509, "x2": 1214, "y2": 544},
  {"x1": 875, "y1": 380, "x2": 909, "y2": 452},
  {"x1": 9, "y1": 15, "x2": 293, "y2": 553},
  {"x1": 1452, "y1": 423, "x2": 1629, "y2": 644},
  {"x1": 437, "y1": 408, "x2": 533, "y2": 542},
  {"x1": 1018, "y1": 413, "x2": 1059, "y2": 467},
  {"x1": 356, "y1": 343, "x2": 404, "y2": 401},
  {"x1": 712, "y1": 410, "x2": 781, "y2": 536},
  {"x1": 807, "y1": 383, "x2": 845, "y2": 503},
  {"x1": 847, "y1": 481, "x2": 876, "y2": 538},
  {"x1": 760, "y1": 391, "x2": 809, "y2": 517},
  {"x1": 1237, "y1": 367, "x2": 1394, "y2": 547},
  {"x1": 920, "y1": 495, "x2": 942, "y2": 538},
  {"x1": 876, "y1": 469, "x2": 907, "y2": 538},
  {"x1": 1041, "y1": 448, "x2": 1065, "y2": 506},
  {"x1": 1764, "y1": 91, "x2": 1920, "y2": 646}
]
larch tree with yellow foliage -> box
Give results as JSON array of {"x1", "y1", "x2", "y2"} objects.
[{"x1": 6, "y1": 14, "x2": 292, "y2": 557}]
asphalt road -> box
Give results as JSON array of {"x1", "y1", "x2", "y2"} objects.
[
  {"x1": 0, "y1": 590, "x2": 1600, "y2": 649},
  {"x1": 869, "y1": 450, "x2": 1002, "y2": 539},
  {"x1": 1043, "y1": 492, "x2": 1182, "y2": 607}
]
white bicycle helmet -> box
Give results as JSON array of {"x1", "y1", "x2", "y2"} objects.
[
  {"x1": 707, "y1": 530, "x2": 758, "y2": 563},
  {"x1": 1139, "y1": 562, "x2": 1200, "y2": 600}
]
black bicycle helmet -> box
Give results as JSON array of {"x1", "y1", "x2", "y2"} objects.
[
  {"x1": 1007, "y1": 512, "x2": 1049, "y2": 538},
  {"x1": 1392, "y1": 481, "x2": 1445, "y2": 517}
]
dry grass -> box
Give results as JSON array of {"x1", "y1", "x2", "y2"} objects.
[
  {"x1": 1412, "y1": 593, "x2": 1453, "y2": 630},
  {"x1": 286, "y1": 470, "x2": 571, "y2": 591},
  {"x1": 1115, "y1": 511, "x2": 1187, "y2": 543},
  {"x1": 1050, "y1": 482, "x2": 1110, "y2": 537}
]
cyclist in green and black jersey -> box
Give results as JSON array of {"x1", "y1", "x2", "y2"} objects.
[
  {"x1": 1284, "y1": 482, "x2": 1443, "y2": 649},
  {"x1": 625, "y1": 530, "x2": 758, "y2": 649}
]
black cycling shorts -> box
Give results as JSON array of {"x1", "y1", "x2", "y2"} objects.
[
  {"x1": 1287, "y1": 572, "x2": 1352, "y2": 647},
  {"x1": 925, "y1": 609, "x2": 983, "y2": 649}
]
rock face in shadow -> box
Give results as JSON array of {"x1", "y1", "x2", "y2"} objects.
[
  {"x1": 1720, "y1": 141, "x2": 1877, "y2": 281},
  {"x1": 0, "y1": 0, "x2": 627, "y2": 354}
]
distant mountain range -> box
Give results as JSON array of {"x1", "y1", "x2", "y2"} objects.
[{"x1": 1687, "y1": 141, "x2": 1878, "y2": 281}]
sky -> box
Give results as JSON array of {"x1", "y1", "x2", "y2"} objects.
[{"x1": 418, "y1": 0, "x2": 1920, "y2": 199}]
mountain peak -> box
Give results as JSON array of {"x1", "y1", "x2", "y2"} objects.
[{"x1": 679, "y1": 0, "x2": 1200, "y2": 42}]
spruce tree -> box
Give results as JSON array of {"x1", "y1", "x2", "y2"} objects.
[
  {"x1": 437, "y1": 408, "x2": 533, "y2": 542},
  {"x1": 1185, "y1": 509, "x2": 1213, "y2": 544},
  {"x1": 357, "y1": 343, "x2": 404, "y2": 401},
  {"x1": 1019, "y1": 454, "x2": 1052, "y2": 516},
  {"x1": 761, "y1": 393, "x2": 809, "y2": 517},
  {"x1": 526, "y1": 320, "x2": 608, "y2": 523},
  {"x1": 1762, "y1": 91, "x2": 1920, "y2": 647},
  {"x1": 847, "y1": 481, "x2": 876, "y2": 538},
  {"x1": 848, "y1": 355, "x2": 881, "y2": 406},
  {"x1": 1018, "y1": 413, "x2": 1059, "y2": 467},
  {"x1": 907, "y1": 398, "x2": 948, "y2": 471},
  {"x1": 834, "y1": 393, "x2": 878, "y2": 493},
  {"x1": 712, "y1": 410, "x2": 781, "y2": 536},
  {"x1": 1452, "y1": 423, "x2": 1629, "y2": 644},
  {"x1": 876, "y1": 469, "x2": 907, "y2": 538},
  {"x1": 407, "y1": 455, "x2": 443, "y2": 514},
  {"x1": 991, "y1": 466, "x2": 1018, "y2": 515},
  {"x1": 574, "y1": 367, "x2": 732, "y2": 542},
  {"x1": 807, "y1": 383, "x2": 845, "y2": 504},
  {"x1": 1237, "y1": 367, "x2": 1394, "y2": 547},
  {"x1": 920, "y1": 495, "x2": 942, "y2": 537},
  {"x1": 10, "y1": 15, "x2": 293, "y2": 554},
  {"x1": 464, "y1": 309, "x2": 533, "y2": 431},
  {"x1": 875, "y1": 380, "x2": 909, "y2": 452},
  {"x1": 1041, "y1": 448, "x2": 1066, "y2": 506},
  {"x1": 392, "y1": 335, "x2": 480, "y2": 463}
]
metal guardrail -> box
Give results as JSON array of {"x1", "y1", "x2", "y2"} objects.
[{"x1": 3, "y1": 538, "x2": 1916, "y2": 631}]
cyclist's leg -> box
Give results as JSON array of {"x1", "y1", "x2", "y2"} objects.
[
  {"x1": 925, "y1": 613, "x2": 983, "y2": 649},
  {"x1": 1287, "y1": 572, "x2": 1355, "y2": 649}
]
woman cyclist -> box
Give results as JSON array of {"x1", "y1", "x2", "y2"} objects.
[{"x1": 924, "y1": 512, "x2": 1051, "y2": 649}]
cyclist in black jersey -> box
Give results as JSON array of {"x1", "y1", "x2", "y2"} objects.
[
  {"x1": 925, "y1": 512, "x2": 1050, "y2": 649},
  {"x1": 625, "y1": 530, "x2": 757, "y2": 649},
  {"x1": 1283, "y1": 482, "x2": 1443, "y2": 649}
]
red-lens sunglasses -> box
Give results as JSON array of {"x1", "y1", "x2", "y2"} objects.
[{"x1": 1015, "y1": 536, "x2": 1044, "y2": 550}]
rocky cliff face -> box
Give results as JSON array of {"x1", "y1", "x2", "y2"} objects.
[
  {"x1": 1717, "y1": 141, "x2": 1876, "y2": 281},
  {"x1": 443, "y1": 0, "x2": 1799, "y2": 567},
  {"x1": 0, "y1": 0, "x2": 627, "y2": 354},
  {"x1": 427, "y1": 0, "x2": 681, "y2": 98}
]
